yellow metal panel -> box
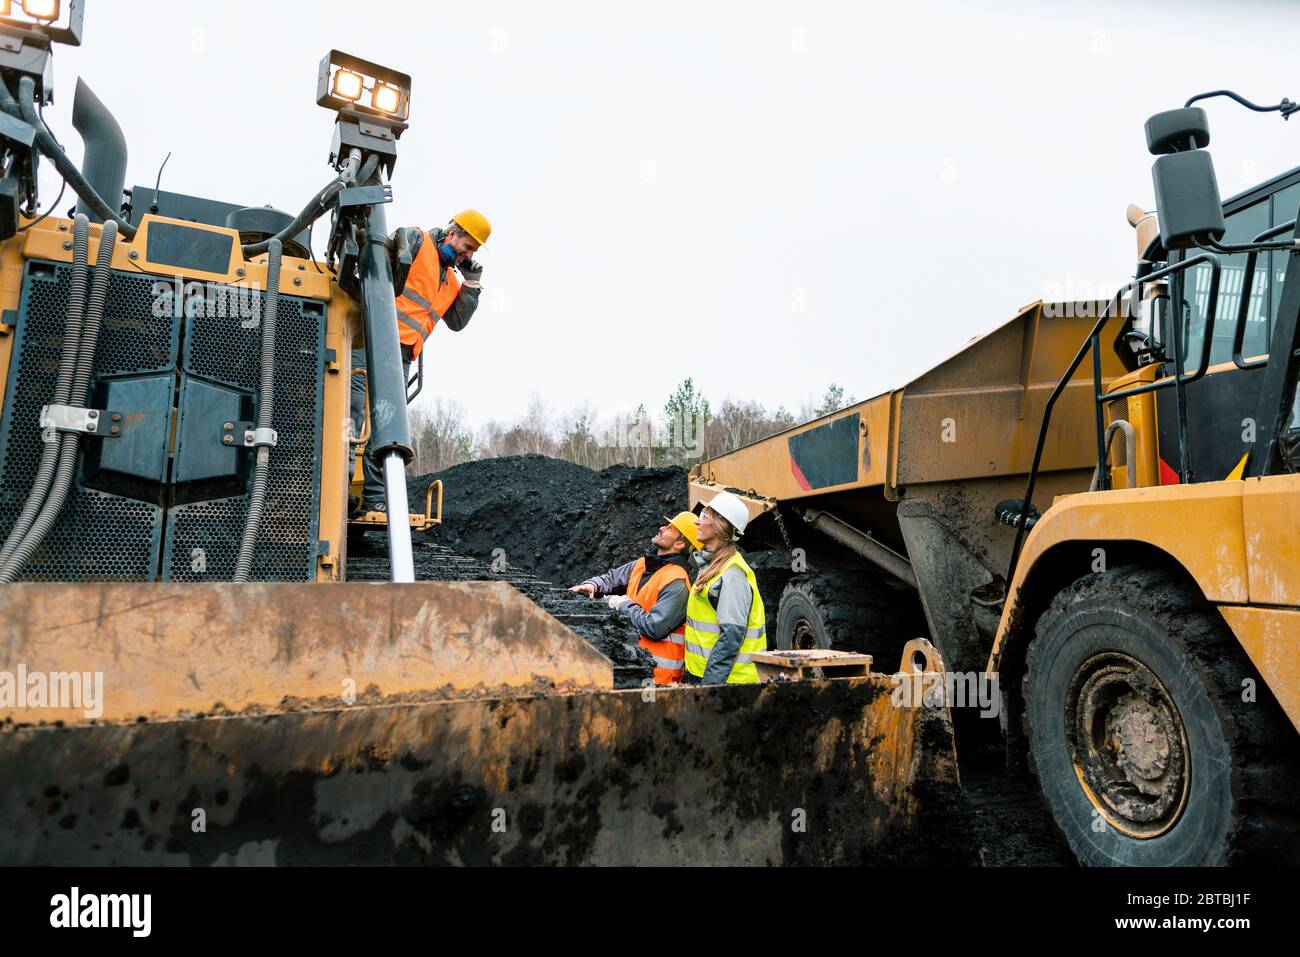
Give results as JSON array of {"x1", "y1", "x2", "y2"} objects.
[
  {"x1": 690, "y1": 303, "x2": 1130, "y2": 506},
  {"x1": 0, "y1": 227, "x2": 28, "y2": 423},
  {"x1": 1241, "y1": 473, "x2": 1300, "y2": 606},
  {"x1": 989, "y1": 479, "x2": 1253, "y2": 671},
  {"x1": 19, "y1": 215, "x2": 333, "y2": 301},
  {"x1": 0, "y1": 581, "x2": 614, "y2": 724},
  {"x1": 316, "y1": 284, "x2": 360, "y2": 581},
  {"x1": 688, "y1": 392, "x2": 893, "y2": 502},
  {"x1": 895, "y1": 304, "x2": 1129, "y2": 485},
  {"x1": 896, "y1": 382, "x2": 1102, "y2": 484},
  {"x1": 1109, "y1": 363, "x2": 1161, "y2": 488},
  {"x1": 1217, "y1": 606, "x2": 1300, "y2": 732},
  {"x1": 688, "y1": 479, "x2": 774, "y2": 522}
]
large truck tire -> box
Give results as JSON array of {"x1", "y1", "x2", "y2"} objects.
[
  {"x1": 774, "y1": 570, "x2": 924, "y2": 663},
  {"x1": 1023, "y1": 567, "x2": 1300, "y2": 866}
]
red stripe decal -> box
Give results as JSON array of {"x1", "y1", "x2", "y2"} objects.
[{"x1": 790, "y1": 454, "x2": 812, "y2": 491}]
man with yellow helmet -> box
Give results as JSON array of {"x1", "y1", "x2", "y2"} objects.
[
  {"x1": 349, "y1": 209, "x2": 492, "y2": 513},
  {"x1": 570, "y1": 512, "x2": 702, "y2": 685}
]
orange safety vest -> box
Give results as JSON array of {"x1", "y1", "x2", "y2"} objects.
[
  {"x1": 394, "y1": 231, "x2": 463, "y2": 360},
  {"x1": 627, "y1": 557, "x2": 690, "y2": 686}
]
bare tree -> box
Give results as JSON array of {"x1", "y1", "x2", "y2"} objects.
[{"x1": 409, "y1": 397, "x2": 476, "y2": 473}]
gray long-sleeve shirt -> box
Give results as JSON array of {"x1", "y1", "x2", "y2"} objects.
[
  {"x1": 583, "y1": 558, "x2": 689, "y2": 642},
  {"x1": 698, "y1": 565, "x2": 756, "y2": 685}
]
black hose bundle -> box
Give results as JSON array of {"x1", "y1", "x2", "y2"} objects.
[
  {"x1": 0, "y1": 217, "x2": 118, "y2": 582},
  {"x1": 241, "y1": 153, "x2": 378, "y2": 257},
  {"x1": 0, "y1": 215, "x2": 90, "y2": 572}
]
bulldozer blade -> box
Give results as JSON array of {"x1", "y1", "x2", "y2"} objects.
[
  {"x1": 0, "y1": 674, "x2": 968, "y2": 865},
  {"x1": 0, "y1": 580, "x2": 613, "y2": 724}
]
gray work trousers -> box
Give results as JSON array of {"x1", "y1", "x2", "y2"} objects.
[{"x1": 349, "y1": 358, "x2": 411, "y2": 505}]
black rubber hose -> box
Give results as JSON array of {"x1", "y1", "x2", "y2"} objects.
[
  {"x1": 0, "y1": 221, "x2": 117, "y2": 583},
  {"x1": 0, "y1": 214, "x2": 91, "y2": 573},
  {"x1": 72, "y1": 219, "x2": 118, "y2": 404},
  {"x1": 241, "y1": 154, "x2": 377, "y2": 257},
  {"x1": 53, "y1": 216, "x2": 92, "y2": 405},
  {"x1": 233, "y1": 238, "x2": 283, "y2": 582},
  {"x1": 5, "y1": 77, "x2": 136, "y2": 240}
]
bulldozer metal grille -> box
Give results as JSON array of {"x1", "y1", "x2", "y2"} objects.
[
  {"x1": 0, "y1": 262, "x2": 172, "y2": 580},
  {"x1": 0, "y1": 260, "x2": 325, "y2": 581},
  {"x1": 163, "y1": 283, "x2": 324, "y2": 582}
]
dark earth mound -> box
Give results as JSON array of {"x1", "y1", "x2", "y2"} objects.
[
  {"x1": 413, "y1": 455, "x2": 690, "y2": 588},
  {"x1": 406, "y1": 455, "x2": 795, "y2": 662}
]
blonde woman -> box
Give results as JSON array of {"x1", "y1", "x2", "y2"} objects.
[{"x1": 684, "y1": 491, "x2": 767, "y2": 685}]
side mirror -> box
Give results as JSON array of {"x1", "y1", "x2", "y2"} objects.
[
  {"x1": 1146, "y1": 108, "x2": 1224, "y2": 250},
  {"x1": 1145, "y1": 108, "x2": 1210, "y2": 154}
]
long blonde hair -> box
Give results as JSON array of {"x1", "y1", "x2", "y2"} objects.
[{"x1": 692, "y1": 510, "x2": 738, "y2": 595}]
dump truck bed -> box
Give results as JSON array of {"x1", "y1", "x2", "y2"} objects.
[{"x1": 691, "y1": 301, "x2": 1130, "y2": 515}]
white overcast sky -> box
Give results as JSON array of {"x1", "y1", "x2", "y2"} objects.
[{"x1": 35, "y1": 0, "x2": 1300, "y2": 427}]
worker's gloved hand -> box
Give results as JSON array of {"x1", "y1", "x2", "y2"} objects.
[
  {"x1": 569, "y1": 583, "x2": 596, "y2": 598},
  {"x1": 459, "y1": 259, "x2": 484, "y2": 285},
  {"x1": 606, "y1": 595, "x2": 631, "y2": 610}
]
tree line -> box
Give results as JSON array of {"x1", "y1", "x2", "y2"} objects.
[{"x1": 407, "y1": 381, "x2": 857, "y2": 476}]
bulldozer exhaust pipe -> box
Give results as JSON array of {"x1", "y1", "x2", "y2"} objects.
[{"x1": 71, "y1": 79, "x2": 127, "y2": 224}]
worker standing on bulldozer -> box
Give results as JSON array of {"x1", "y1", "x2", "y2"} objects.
[
  {"x1": 569, "y1": 513, "x2": 702, "y2": 685},
  {"x1": 350, "y1": 209, "x2": 492, "y2": 513},
  {"x1": 685, "y1": 492, "x2": 767, "y2": 685}
]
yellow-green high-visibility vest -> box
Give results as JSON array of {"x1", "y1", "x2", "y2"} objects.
[{"x1": 684, "y1": 551, "x2": 766, "y2": 684}]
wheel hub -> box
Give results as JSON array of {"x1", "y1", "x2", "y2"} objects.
[
  {"x1": 790, "y1": 617, "x2": 819, "y2": 651},
  {"x1": 1065, "y1": 653, "x2": 1189, "y2": 838}
]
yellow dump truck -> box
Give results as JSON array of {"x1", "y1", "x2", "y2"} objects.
[{"x1": 690, "y1": 97, "x2": 1300, "y2": 865}]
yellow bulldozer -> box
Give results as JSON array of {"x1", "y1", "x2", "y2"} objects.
[
  {"x1": 690, "y1": 95, "x2": 1300, "y2": 864},
  {"x1": 0, "y1": 3, "x2": 963, "y2": 866}
]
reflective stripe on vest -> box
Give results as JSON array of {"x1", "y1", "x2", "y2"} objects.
[
  {"x1": 683, "y1": 552, "x2": 767, "y2": 684},
  {"x1": 627, "y1": 556, "x2": 690, "y2": 686},
  {"x1": 395, "y1": 232, "x2": 462, "y2": 360}
]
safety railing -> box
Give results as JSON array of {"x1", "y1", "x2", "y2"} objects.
[{"x1": 1005, "y1": 252, "x2": 1224, "y2": 586}]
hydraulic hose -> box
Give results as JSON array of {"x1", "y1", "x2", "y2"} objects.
[
  {"x1": 0, "y1": 215, "x2": 91, "y2": 572},
  {"x1": 232, "y1": 238, "x2": 283, "y2": 582},
  {"x1": 3, "y1": 77, "x2": 136, "y2": 240},
  {"x1": 240, "y1": 153, "x2": 377, "y2": 257},
  {"x1": 0, "y1": 220, "x2": 117, "y2": 583}
]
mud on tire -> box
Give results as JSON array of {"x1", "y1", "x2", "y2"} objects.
[
  {"x1": 775, "y1": 570, "x2": 925, "y2": 665},
  {"x1": 1023, "y1": 566, "x2": 1300, "y2": 866}
]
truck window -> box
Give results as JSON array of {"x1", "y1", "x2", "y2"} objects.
[
  {"x1": 1184, "y1": 199, "x2": 1269, "y2": 371},
  {"x1": 1268, "y1": 182, "x2": 1300, "y2": 348}
]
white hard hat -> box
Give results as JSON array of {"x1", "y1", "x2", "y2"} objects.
[{"x1": 702, "y1": 490, "x2": 751, "y2": 536}]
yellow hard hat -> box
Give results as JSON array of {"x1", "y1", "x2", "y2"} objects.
[
  {"x1": 664, "y1": 511, "x2": 702, "y2": 551},
  {"x1": 451, "y1": 209, "x2": 491, "y2": 246}
]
